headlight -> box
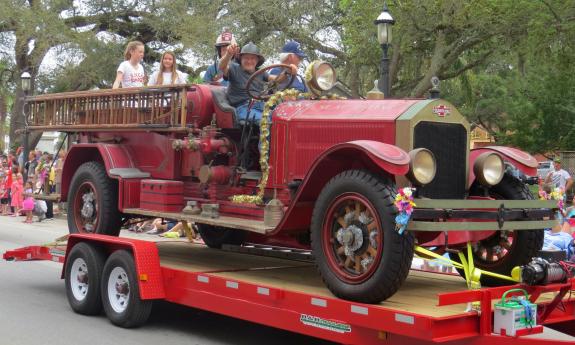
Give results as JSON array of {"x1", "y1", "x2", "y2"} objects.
[
  {"x1": 474, "y1": 153, "x2": 504, "y2": 186},
  {"x1": 308, "y1": 61, "x2": 336, "y2": 92},
  {"x1": 407, "y1": 148, "x2": 436, "y2": 185}
]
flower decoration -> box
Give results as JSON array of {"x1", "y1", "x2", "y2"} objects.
[
  {"x1": 394, "y1": 187, "x2": 416, "y2": 235},
  {"x1": 539, "y1": 185, "x2": 565, "y2": 211}
]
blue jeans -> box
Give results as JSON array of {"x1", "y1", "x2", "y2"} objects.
[{"x1": 236, "y1": 101, "x2": 264, "y2": 125}]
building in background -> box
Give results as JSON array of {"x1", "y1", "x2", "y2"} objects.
[{"x1": 470, "y1": 126, "x2": 495, "y2": 149}]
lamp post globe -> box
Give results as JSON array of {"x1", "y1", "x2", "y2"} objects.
[
  {"x1": 374, "y1": 3, "x2": 395, "y2": 97},
  {"x1": 21, "y1": 71, "x2": 31, "y2": 92}
]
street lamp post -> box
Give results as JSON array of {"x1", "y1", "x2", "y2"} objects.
[
  {"x1": 374, "y1": 2, "x2": 395, "y2": 97},
  {"x1": 21, "y1": 71, "x2": 31, "y2": 183}
]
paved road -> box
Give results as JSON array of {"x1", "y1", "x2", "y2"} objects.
[{"x1": 0, "y1": 215, "x2": 334, "y2": 345}]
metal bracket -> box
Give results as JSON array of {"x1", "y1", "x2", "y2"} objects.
[{"x1": 497, "y1": 203, "x2": 505, "y2": 229}]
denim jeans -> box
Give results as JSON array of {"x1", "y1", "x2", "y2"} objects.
[{"x1": 236, "y1": 101, "x2": 264, "y2": 125}]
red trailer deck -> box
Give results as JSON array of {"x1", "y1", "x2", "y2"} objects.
[{"x1": 4, "y1": 234, "x2": 575, "y2": 345}]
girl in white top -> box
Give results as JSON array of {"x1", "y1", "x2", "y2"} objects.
[
  {"x1": 113, "y1": 41, "x2": 146, "y2": 89},
  {"x1": 148, "y1": 51, "x2": 187, "y2": 85}
]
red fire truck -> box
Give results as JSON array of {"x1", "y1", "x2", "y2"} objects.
[{"x1": 25, "y1": 61, "x2": 556, "y2": 304}]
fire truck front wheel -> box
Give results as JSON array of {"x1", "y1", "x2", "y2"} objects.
[
  {"x1": 311, "y1": 170, "x2": 414, "y2": 304},
  {"x1": 67, "y1": 161, "x2": 122, "y2": 236},
  {"x1": 65, "y1": 242, "x2": 105, "y2": 315},
  {"x1": 101, "y1": 250, "x2": 153, "y2": 328}
]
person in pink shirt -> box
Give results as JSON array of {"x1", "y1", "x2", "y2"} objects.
[{"x1": 10, "y1": 173, "x2": 23, "y2": 216}]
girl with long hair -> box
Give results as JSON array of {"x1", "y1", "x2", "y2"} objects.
[{"x1": 149, "y1": 51, "x2": 186, "y2": 85}]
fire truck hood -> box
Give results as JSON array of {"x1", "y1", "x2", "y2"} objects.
[{"x1": 273, "y1": 99, "x2": 424, "y2": 122}]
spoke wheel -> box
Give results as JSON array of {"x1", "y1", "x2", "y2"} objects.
[
  {"x1": 451, "y1": 174, "x2": 544, "y2": 286},
  {"x1": 323, "y1": 194, "x2": 383, "y2": 284},
  {"x1": 311, "y1": 170, "x2": 414, "y2": 304}
]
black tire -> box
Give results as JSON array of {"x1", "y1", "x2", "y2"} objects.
[
  {"x1": 310, "y1": 170, "x2": 414, "y2": 303},
  {"x1": 101, "y1": 250, "x2": 152, "y2": 328},
  {"x1": 451, "y1": 174, "x2": 544, "y2": 286},
  {"x1": 65, "y1": 242, "x2": 105, "y2": 315},
  {"x1": 67, "y1": 161, "x2": 122, "y2": 236},
  {"x1": 196, "y1": 224, "x2": 246, "y2": 249}
]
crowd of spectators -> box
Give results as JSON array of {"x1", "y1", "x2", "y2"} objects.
[{"x1": 0, "y1": 147, "x2": 66, "y2": 223}]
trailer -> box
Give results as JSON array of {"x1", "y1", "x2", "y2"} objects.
[{"x1": 4, "y1": 234, "x2": 575, "y2": 345}]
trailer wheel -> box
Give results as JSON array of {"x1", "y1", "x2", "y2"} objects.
[
  {"x1": 196, "y1": 224, "x2": 246, "y2": 249},
  {"x1": 68, "y1": 161, "x2": 122, "y2": 236},
  {"x1": 101, "y1": 250, "x2": 152, "y2": 328},
  {"x1": 451, "y1": 174, "x2": 544, "y2": 286},
  {"x1": 311, "y1": 170, "x2": 414, "y2": 303},
  {"x1": 65, "y1": 242, "x2": 105, "y2": 315}
]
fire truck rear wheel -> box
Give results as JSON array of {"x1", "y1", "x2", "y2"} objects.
[
  {"x1": 65, "y1": 242, "x2": 105, "y2": 315},
  {"x1": 67, "y1": 161, "x2": 122, "y2": 236},
  {"x1": 101, "y1": 250, "x2": 152, "y2": 328},
  {"x1": 311, "y1": 169, "x2": 414, "y2": 304},
  {"x1": 195, "y1": 224, "x2": 246, "y2": 249},
  {"x1": 451, "y1": 174, "x2": 544, "y2": 286}
]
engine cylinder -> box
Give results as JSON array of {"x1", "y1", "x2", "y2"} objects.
[{"x1": 199, "y1": 165, "x2": 232, "y2": 184}]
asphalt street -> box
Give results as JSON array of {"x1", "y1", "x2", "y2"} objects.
[{"x1": 0, "y1": 215, "x2": 334, "y2": 345}]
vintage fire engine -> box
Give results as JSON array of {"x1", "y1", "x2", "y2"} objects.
[{"x1": 25, "y1": 62, "x2": 555, "y2": 303}]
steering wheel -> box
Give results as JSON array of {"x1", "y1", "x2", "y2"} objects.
[{"x1": 245, "y1": 64, "x2": 296, "y2": 100}]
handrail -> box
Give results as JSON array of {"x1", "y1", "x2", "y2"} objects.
[{"x1": 26, "y1": 85, "x2": 192, "y2": 131}]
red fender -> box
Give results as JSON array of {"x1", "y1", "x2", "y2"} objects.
[
  {"x1": 469, "y1": 146, "x2": 538, "y2": 186},
  {"x1": 62, "y1": 234, "x2": 165, "y2": 300},
  {"x1": 61, "y1": 144, "x2": 141, "y2": 202},
  {"x1": 270, "y1": 140, "x2": 409, "y2": 234}
]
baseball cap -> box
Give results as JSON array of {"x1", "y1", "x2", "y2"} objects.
[
  {"x1": 554, "y1": 157, "x2": 561, "y2": 163},
  {"x1": 282, "y1": 41, "x2": 306, "y2": 58}
]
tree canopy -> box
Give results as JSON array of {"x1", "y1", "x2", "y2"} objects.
[{"x1": 0, "y1": 0, "x2": 573, "y2": 154}]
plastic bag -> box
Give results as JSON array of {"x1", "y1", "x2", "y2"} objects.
[{"x1": 34, "y1": 200, "x2": 47, "y2": 214}]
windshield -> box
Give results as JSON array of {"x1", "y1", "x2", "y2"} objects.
[{"x1": 538, "y1": 162, "x2": 550, "y2": 169}]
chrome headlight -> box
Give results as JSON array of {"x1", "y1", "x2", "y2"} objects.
[
  {"x1": 308, "y1": 61, "x2": 336, "y2": 92},
  {"x1": 474, "y1": 153, "x2": 504, "y2": 186},
  {"x1": 407, "y1": 148, "x2": 436, "y2": 185}
]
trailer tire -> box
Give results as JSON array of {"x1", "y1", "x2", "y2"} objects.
[
  {"x1": 311, "y1": 170, "x2": 414, "y2": 303},
  {"x1": 196, "y1": 224, "x2": 246, "y2": 249},
  {"x1": 451, "y1": 174, "x2": 544, "y2": 286},
  {"x1": 65, "y1": 242, "x2": 105, "y2": 315},
  {"x1": 68, "y1": 161, "x2": 122, "y2": 236},
  {"x1": 101, "y1": 250, "x2": 152, "y2": 328}
]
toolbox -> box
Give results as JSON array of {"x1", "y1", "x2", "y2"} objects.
[{"x1": 140, "y1": 179, "x2": 184, "y2": 213}]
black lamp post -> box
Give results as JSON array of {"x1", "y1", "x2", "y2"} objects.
[
  {"x1": 21, "y1": 71, "x2": 31, "y2": 183},
  {"x1": 374, "y1": 2, "x2": 395, "y2": 97}
]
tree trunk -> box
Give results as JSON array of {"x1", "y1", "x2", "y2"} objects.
[{"x1": 411, "y1": 32, "x2": 447, "y2": 98}]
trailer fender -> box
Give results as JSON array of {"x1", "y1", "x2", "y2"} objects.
[
  {"x1": 469, "y1": 146, "x2": 538, "y2": 185},
  {"x1": 62, "y1": 234, "x2": 165, "y2": 300},
  {"x1": 61, "y1": 144, "x2": 146, "y2": 202},
  {"x1": 270, "y1": 140, "x2": 409, "y2": 234}
]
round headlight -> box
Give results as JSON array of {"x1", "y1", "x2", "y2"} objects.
[
  {"x1": 407, "y1": 148, "x2": 436, "y2": 185},
  {"x1": 473, "y1": 153, "x2": 504, "y2": 186},
  {"x1": 308, "y1": 61, "x2": 336, "y2": 92}
]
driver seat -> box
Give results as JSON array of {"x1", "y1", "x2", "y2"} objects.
[{"x1": 210, "y1": 87, "x2": 239, "y2": 128}]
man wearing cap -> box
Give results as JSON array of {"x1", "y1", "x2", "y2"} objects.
[
  {"x1": 203, "y1": 30, "x2": 237, "y2": 86},
  {"x1": 219, "y1": 42, "x2": 297, "y2": 124},
  {"x1": 546, "y1": 157, "x2": 573, "y2": 191},
  {"x1": 269, "y1": 41, "x2": 307, "y2": 92}
]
